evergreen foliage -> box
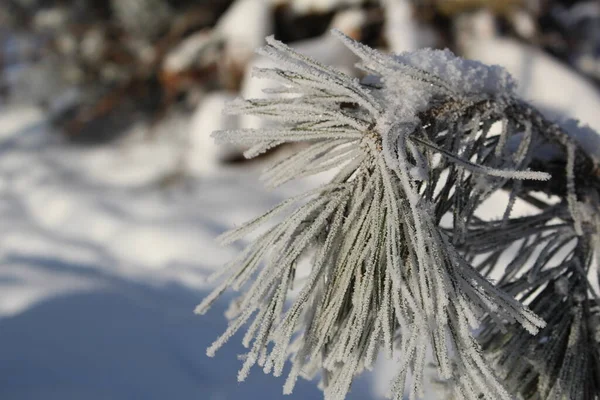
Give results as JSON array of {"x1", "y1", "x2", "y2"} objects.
[{"x1": 197, "y1": 29, "x2": 600, "y2": 400}]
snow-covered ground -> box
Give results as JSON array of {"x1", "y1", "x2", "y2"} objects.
[{"x1": 0, "y1": 106, "x2": 378, "y2": 400}]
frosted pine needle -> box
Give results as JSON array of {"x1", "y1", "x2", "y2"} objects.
[{"x1": 197, "y1": 30, "x2": 599, "y2": 399}]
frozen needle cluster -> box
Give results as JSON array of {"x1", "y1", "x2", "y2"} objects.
[{"x1": 197, "y1": 30, "x2": 600, "y2": 399}]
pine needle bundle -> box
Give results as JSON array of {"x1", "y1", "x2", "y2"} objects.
[
  {"x1": 465, "y1": 138, "x2": 600, "y2": 398},
  {"x1": 196, "y1": 29, "x2": 600, "y2": 399}
]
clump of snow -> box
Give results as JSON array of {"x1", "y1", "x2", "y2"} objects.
[{"x1": 391, "y1": 48, "x2": 516, "y2": 96}]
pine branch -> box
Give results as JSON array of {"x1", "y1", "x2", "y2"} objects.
[{"x1": 197, "y1": 30, "x2": 600, "y2": 400}]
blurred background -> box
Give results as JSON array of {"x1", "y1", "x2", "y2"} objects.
[{"x1": 0, "y1": 0, "x2": 599, "y2": 399}]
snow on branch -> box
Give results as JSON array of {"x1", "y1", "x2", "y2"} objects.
[{"x1": 198, "y1": 29, "x2": 600, "y2": 400}]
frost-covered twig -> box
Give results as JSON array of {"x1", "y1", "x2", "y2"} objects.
[{"x1": 197, "y1": 29, "x2": 600, "y2": 400}]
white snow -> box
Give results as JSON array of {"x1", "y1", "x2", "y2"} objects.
[
  {"x1": 162, "y1": 31, "x2": 216, "y2": 73},
  {"x1": 391, "y1": 47, "x2": 517, "y2": 96},
  {"x1": 187, "y1": 91, "x2": 241, "y2": 173},
  {"x1": 509, "y1": 9, "x2": 536, "y2": 39},
  {"x1": 238, "y1": 56, "x2": 277, "y2": 130},
  {"x1": 285, "y1": 0, "x2": 364, "y2": 14},
  {"x1": 384, "y1": 0, "x2": 437, "y2": 53},
  {"x1": 461, "y1": 36, "x2": 600, "y2": 137},
  {"x1": 216, "y1": 0, "x2": 273, "y2": 70},
  {"x1": 289, "y1": 9, "x2": 366, "y2": 75},
  {"x1": 0, "y1": 105, "x2": 377, "y2": 399}
]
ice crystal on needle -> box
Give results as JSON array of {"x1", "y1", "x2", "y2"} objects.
[{"x1": 195, "y1": 29, "x2": 594, "y2": 400}]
